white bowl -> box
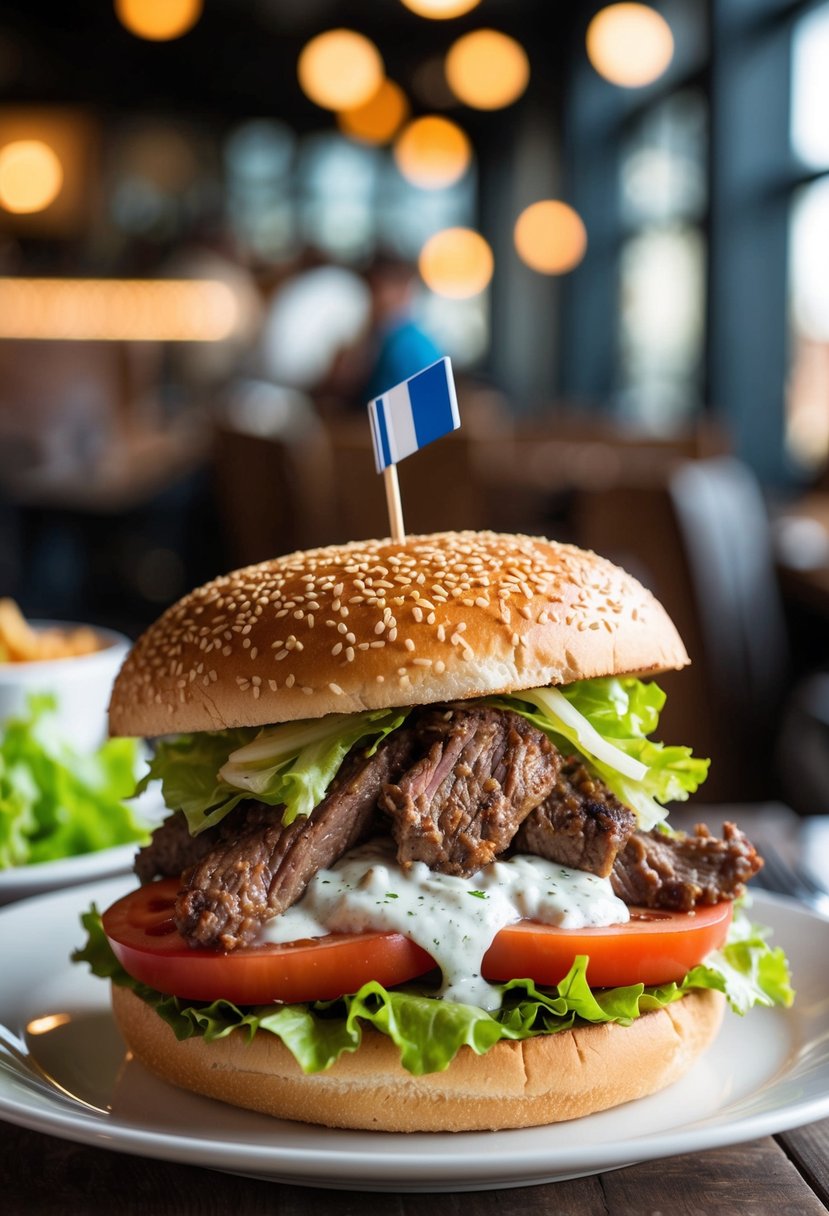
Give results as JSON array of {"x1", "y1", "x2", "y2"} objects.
[{"x1": 0, "y1": 622, "x2": 131, "y2": 752}]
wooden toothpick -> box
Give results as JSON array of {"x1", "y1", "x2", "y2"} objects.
[{"x1": 383, "y1": 464, "x2": 405, "y2": 542}]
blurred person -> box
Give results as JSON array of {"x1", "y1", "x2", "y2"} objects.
[{"x1": 316, "y1": 252, "x2": 443, "y2": 413}]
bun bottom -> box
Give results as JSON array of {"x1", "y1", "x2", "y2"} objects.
[{"x1": 111, "y1": 986, "x2": 725, "y2": 1133}]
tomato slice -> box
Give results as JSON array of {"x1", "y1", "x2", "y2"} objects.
[
  {"x1": 482, "y1": 903, "x2": 733, "y2": 988},
  {"x1": 102, "y1": 879, "x2": 436, "y2": 1004},
  {"x1": 102, "y1": 879, "x2": 733, "y2": 1005}
]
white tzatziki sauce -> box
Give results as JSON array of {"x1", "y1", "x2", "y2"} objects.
[{"x1": 257, "y1": 839, "x2": 629, "y2": 1009}]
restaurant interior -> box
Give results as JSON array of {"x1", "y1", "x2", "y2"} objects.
[{"x1": 2, "y1": 0, "x2": 829, "y2": 816}]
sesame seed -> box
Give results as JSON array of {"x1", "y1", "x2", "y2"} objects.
[
  {"x1": 434, "y1": 660, "x2": 446, "y2": 674},
  {"x1": 285, "y1": 674, "x2": 295, "y2": 688},
  {"x1": 329, "y1": 682, "x2": 344, "y2": 695}
]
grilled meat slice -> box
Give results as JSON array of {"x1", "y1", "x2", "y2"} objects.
[
  {"x1": 134, "y1": 802, "x2": 273, "y2": 884},
  {"x1": 174, "y1": 730, "x2": 416, "y2": 950},
  {"x1": 380, "y1": 704, "x2": 560, "y2": 877},
  {"x1": 513, "y1": 757, "x2": 637, "y2": 878},
  {"x1": 610, "y1": 821, "x2": 763, "y2": 910}
]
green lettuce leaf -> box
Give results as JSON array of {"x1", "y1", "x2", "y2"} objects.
[
  {"x1": 493, "y1": 678, "x2": 710, "y2": 829},
  {"x1": 0, "y1": 695, "x2": 146, "y2": 869},
  {"x1": 72, "y1": 904, "x2": 792, "y2": 1077},
  {"x1": 134, "y1": 729, "x2": 252, "y2": 835},
  {"x1": 138, "y1": 708, "x2": 409, "y2": 834}
]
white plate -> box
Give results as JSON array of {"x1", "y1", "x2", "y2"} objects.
[
  {"x1": 0, "y1": 786, "x2": 164, "y2": 906},
  {"x1": 0, "y1": 883, "x2": 826, "y2": 1193}
]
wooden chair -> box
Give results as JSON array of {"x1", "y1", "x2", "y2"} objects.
[{"x1": 212, "y1": 392, "x2": 334, "y2": 564}]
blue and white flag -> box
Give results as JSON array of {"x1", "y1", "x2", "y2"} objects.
[{"x1": 367, "y1": 356, "x2": 460, "y2": 474}]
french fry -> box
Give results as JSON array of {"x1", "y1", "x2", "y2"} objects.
[{"x1": 0, "y1": 599, "x2": 102, "y2": 662}]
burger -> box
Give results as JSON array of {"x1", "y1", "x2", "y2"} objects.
[{"x1": 74, "y1": 531, "x2": 792, "y2": 1132}]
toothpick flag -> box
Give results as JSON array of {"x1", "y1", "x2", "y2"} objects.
[{"x1": 367, "y1": 356, "x2": 460, "y2": 542}]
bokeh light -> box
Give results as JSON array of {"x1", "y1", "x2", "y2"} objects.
[
  {"x1": 0, "y1": 140, "x2": 63, "y2": 214},
  {"x1": 586, "y1": 4, "x2": 674, "y2": 89},
  {"x1": 394, "y1": 116, "x2": 471, "y2": 189},
  {"x1": 298, "y1": 30, "x2": 384, "y2": 112},
  {"x1": 419, "y1": 227, "x2": 493, "y2": 298},
  {"x1": 514, "y1": 200, "x2": 587, "y2": 275},
  {"x1": 445, "y1": 30, "x2": 530, "y2": 110},
  {"x1": 338, "y1": 79, "x2": 409, "y2": 145},
  {"x1": 400, "y1": 0, "x2": 482, "y2": 18},
  {"x1": 0, "y1": 278, "x2": 240, "y2": 341},
  {"x1": 114, "y1": 0, "x2": 203, "y2": 42}
]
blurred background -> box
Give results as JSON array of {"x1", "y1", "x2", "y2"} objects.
[{"x1": 2, "y1": 0, "x2": 829, "y2": 810}]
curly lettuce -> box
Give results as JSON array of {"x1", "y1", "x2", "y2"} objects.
[
  {"x1": 0, "y1": 695, "x2": 145, "y2": 869},
  {"x1": 73, "y1": 904, "x2": 792, "y2": 1077}
]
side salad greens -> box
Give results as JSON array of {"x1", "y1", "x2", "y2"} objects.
[
  {"x1": 73, "y1": 901, "x2": 793, "y2": 1077},
  {"x1": 0, "y1": 694, "x2": 146, "y2": 869},
  {"x1": 137, "y1": 677, "x2": 709, "y2": 836}
]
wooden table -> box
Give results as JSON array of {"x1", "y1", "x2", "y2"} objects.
[{"x1": 2, "y1": 1117, "x2": 828, "y2": 1214}]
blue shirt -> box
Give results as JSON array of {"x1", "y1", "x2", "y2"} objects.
[{"x1": 363, "y1": 319, "x2": 443, "y2": 403}]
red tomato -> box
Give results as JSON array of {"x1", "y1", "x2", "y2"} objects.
[
  {"x1": 103, "y1": 879, "x2": 733, "y2": 1005},
  {"x1": 482, "y1": 903, "x2": 733, "y2": 988},
  {"x1": 102, "y1": 879, "x2": 436, "y2": 1004}
]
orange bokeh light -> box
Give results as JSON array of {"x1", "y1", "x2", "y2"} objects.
[
  {"x1": 586, "y1": 4, "x2": 674, "y2": 88},
  {"x1": 400, "y1": 0, "x2": 481, "y2": 18},
  {"x1": 0, "y1": 140, "x2": 63, "y2": 214},
  {"x1": 298, "y1": 30, "x2": 384, "y2": 112},
  {"x1": 394, "y1": 116, "x2": 471, "y2": 189},
  {"x1": 419, "y1": 227, "x2": 493, "y2": 298},
  {"x1": 445, "y1": 29, "x2": 530, "y2": 110},
  {"x1": 0, "y1": 278, "x2": 240, "y2": 341},
  {"x1": 338, "y1": 79, "x2": 410, "y2": 145},
  {"x1": 514, "y1": 201, "x2": 588, "y2": 275},
  {"x1": 115, "y1": 0, "x2": 203, "y2": 42}
]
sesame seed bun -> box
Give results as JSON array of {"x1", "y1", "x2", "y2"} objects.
[
  {"x1": 109, "y1": 531, "x2": 689, "y2": 736},
  {"x1": 111, "y1": 984, "x2": 725, "y2": 1132}
]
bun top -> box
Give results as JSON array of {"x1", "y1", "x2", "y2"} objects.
[{"x1": 109, "y1": 531, "x2": 689, "y2": 736}]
